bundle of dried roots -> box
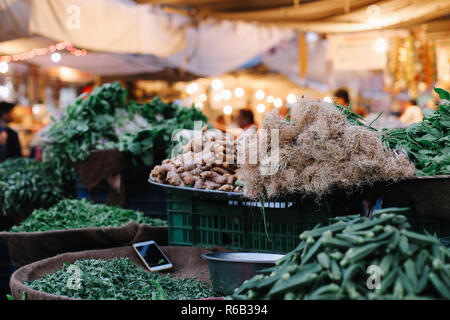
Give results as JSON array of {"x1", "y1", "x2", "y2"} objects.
[{"x1": 237, "y1": 97, "x2": 415, "y2": 199}]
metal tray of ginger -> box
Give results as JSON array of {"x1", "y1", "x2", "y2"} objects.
[{"x1": 148, "y1": 179, "x2": 245, "y2": 201}]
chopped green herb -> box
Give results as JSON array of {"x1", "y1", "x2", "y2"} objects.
[
  {"x1": 10, "y1": 199, "x2": 166, "y2": 232},
  {"x1": 26, "y1": 258, "x2": 217, "y2": 300}
]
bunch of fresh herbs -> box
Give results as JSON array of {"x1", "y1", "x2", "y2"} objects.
[
  {"x1": 0, "y1": 158, "x2": 75, "y2": 218},
  {"x1": 26, "y1": 258, "x2": 217, "y2": 300},
  {"x1": 10, "y1": 199, "x2": 166, "y2": 232},
  {"x1": 40, "y1": 82, "x2": 207, "y2": 167},
  {"x1": 381, "y1": 88, "x2": 450, "y2": 176}
]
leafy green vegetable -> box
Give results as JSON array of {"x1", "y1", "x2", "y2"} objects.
[
  {"x1": 26, "y1": 258, "x2": 217, "y2": 300},
  {"x1": 40, "y1": 82, "x2": 207, "y2": 167},
  {"x1": 381, "y1": 88, "x2": 450, "y2": 176},
  {"x1": 0, "y1": 158, "x2": 75, "y2": 218},
  {"x1": 10, "y1": 199, "x2": 166, "y2": 232}
]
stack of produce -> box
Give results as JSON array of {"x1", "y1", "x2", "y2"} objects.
[
  {"x1": 230, "y1": 208, "x2": 450, "y2": 300},
  {"x1": 150, "y1": 125, "x2": 242, "y2": 192},
  {"x1": 26, "y1": 258, "x2": 216, "y2": 300},
  {"x1": 382, "y1": 88, "x2": 450, "y2": 176},
  {"x1": 237, "y1": 97, "x2": 415, "y2": 199},
  {"x1": 0, "y1": 158, "x2": 74, "y2": 219},
  {"x1": 36, "y1": 82, "x2": 207, "y2": 167},
  {"x1": 9, "y1": 199, "x2": 166, "y2": 232}
]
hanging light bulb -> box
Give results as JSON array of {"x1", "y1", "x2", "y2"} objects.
[
  {"x1": 211, "y1": 79, "x2": 223, "y2": 91},
  {"x1": 223, "y1": 105, "x2": 232, "y2": 115},
  {"x1": 213, "y1": 93, "x2": 221, "y2": 102},
  {"x1": 374, "y1": 38, "x2": 387, "y2": 53},
  {"x1": 0, "y1": 61, "x2": 8, "y2": 74},
  {"x1": 274, "y1": 98, "x2": 283, "y2": 108},
  {"x1": 255, "y1": 90, "x2": 265, "y2": 100},
  {"x1": 186, "y1": 83, "x2": 199, "y2": 95},
  {"x1": 256, "y1": 104, "x2": 266, "y2": 113},
  {"x1": 234, "y1": 87, "x2": 244, "y2": 98},
  {"x1": 221, "y1": 89, "x2": 232, "y2": 100},
  {"x1": 286, "y1": 93, "x2": 297, "y2": 104},
  {"x1": 51, "y1": 52, "x2": 62, "y2": 63}
]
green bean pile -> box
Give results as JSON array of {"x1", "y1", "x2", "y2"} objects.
[{"x1": 230, "y1": 208, "x2": 450, "y2": 300}]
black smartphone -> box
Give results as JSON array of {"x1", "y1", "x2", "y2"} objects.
[{"x1": 133, "y1": 240, "x2": 173, "y2": 272}]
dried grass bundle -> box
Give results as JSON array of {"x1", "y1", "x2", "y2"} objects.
[{"x1": 237, "y1": 97, "x2": 415, "y2": 199}]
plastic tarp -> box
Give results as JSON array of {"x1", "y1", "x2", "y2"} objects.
[
  {"x1": 165, "y1": 19, "x2": 294, "y2": 76},
  {"x1": 26, "y1": 0, "x2": 294, "y2": 76},
  {"x1": 29, "y1": 0, "x2": 188, "y2": 57}
]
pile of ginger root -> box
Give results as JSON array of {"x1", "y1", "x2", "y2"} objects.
[{"x1": 149, "y1": 125, "x2": 242, "y2": 192}]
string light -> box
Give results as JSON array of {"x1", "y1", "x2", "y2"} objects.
[
  {"x1": 323, "y1": 96, "x2": 332, "y2": 103},
  {"x1": 234, "y1": 87, "x2": 244, "y2": 98},
  {"x1": 223, "y1": 105, "x2": 232, "y2": 115},
  {"x1": 51, "y1": 52, "x2": 62, "y2": 63},
  {"x1": 0, "y1": 41, "x2": 87, "y2": 63},
  {"x1": 0, "y1": 61, "x2": 8, "y2": 74},
  {"x1": 266, "y1": 95, "x2": 274, "y2": 103},
  {"x1": 274, "y1": 98, "x2": 283, "y2": 108},
  {"x1": 256, "y1": 104, "x2": 266, "y2": 113},
  {"x1": 255, "y1": 90, "x2": 265, "y2": 100},
  {"x1": 213, "y1": 93, "x2": 222, "y2": 102},
  {"x1": 199, "y1": 94, "x2": 207, "y2": 102}
]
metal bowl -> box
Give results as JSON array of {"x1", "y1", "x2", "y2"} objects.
[{"x1": 201, "y1": 252, "x2": 284, "y2": 295}]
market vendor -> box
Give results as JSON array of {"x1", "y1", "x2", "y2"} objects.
[
  {"x1": 400, "y1": 99, "x2": 423, "y2": 125},
  {"x1": 0, "y1": 101, "x2": 22, "y2": 159}
]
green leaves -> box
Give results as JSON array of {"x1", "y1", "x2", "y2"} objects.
[
  {"x1": 39, "y1": 82, "x2": 207, "y2": 168},
  {"x1": 26, "y1": 258, "x2": 217, "y2": 300},
  {"x1": 10, "y1": 199, "x2": 166, "y2": 232},
  {"x1": 0, "y1": 159, "x2": 75, "y2": 219},
  {"x1": 382, "y1": 88, "x2": 450, "y2": 176},
  {"x1": 435, "y1": 87, "x2": 449, "y2": 100}
]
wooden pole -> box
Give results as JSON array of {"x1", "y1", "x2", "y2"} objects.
[{"x1": 298, "y1": 33, "x2": 308, "y2": 79}]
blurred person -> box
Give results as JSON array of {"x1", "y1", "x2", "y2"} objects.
[
  {"x1": 400, "y1": 99, "x2": 423, "y2": 125},
  {"x1": 212, "y1": 115, "x2": 227, "y2": 133},
  {"x1": 334, "y1": 88, "x2": 350, "y2": 106},
  {"x1": 236, "y1": 109, "x2": 257, "y2": 131},
  {"x1": 0, "y1": 101, "x2": 22, "y2": 159}
]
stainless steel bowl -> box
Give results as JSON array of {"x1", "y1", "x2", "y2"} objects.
[{"x1": 201, "y1": 252, "x2": 284, "y2": 295}]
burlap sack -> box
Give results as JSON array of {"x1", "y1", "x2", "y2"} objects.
[
  {"x1": 72, "y1": 149, "x2": 133, "y2": 206},
  {"x1": 10, "y1": 245, "x2": 227, "y2": 300},
  {"x1": 0, "y1": 222, "x2": 167, "y2": 267}
]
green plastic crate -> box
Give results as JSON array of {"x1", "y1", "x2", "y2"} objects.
[
  {"x1": 404, "y1": 213, "x2": 450, "y2": 239},
  {"x1": 167, "y1": 191, "x2": 360, "y2": 253},
  {"x1": 167, "y1": 190, "x2": 450, "y2": 253}
]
